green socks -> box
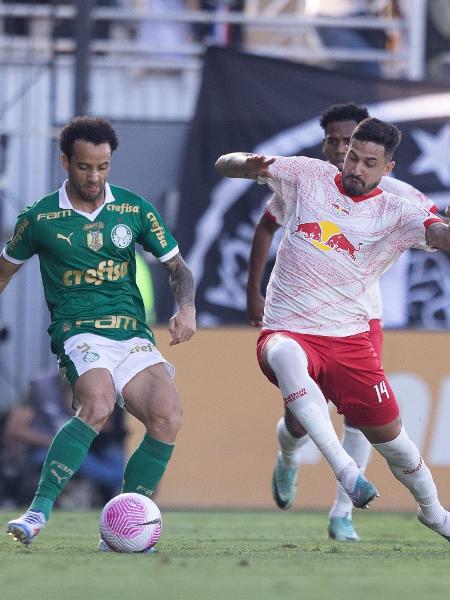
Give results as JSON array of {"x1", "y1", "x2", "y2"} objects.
[
  {"x1": 29, "y1": 425, "x2": 174, "y2": 519},
  {"x1": 30, "y1": 416, "x2": 97, "y2": 520},
  {"x1": 123, "y1": 433, "x2": 174, "y2": 498}
]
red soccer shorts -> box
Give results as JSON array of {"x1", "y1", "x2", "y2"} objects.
[
  {"x1": 368, "y1": 318, "x2": 383, "y2": 361},
  {"x1": 256, "y1": 328, "x2": 398, "y2": 427}
]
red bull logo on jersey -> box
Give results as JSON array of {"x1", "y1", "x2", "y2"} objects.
[
  {"x1": 331, "y1": 202, "x2": 350, "y2": 216},
  {"x1": 63, "y1": 259, "x2": 129, "y2": 286},
  {"x1": 293, "y1": 220, "x2": 362, "y2": 261}
]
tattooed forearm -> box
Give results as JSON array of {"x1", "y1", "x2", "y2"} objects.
[
  {"x1": 163, "y1": 254, "x2": 196, "y2": 308},
  {"x1": 425, "y1": 222, "x2": 450, "y2": 251},
  {"x1": 215, "y1": 153, "x2": 255, "y2": 178}
]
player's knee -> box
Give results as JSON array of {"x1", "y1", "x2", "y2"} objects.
[
  {"x1": 266, "y1": 336, "x2": 308, "y2": 377},
  {"x1": 167, "y1": 405, "x2": 183, "y2": 437},
  {"x1": 165, "y1": 398, "x2": 183, "y2": 427},
  {"x1": 140, "y1": 395, "x2": 183, "y2": 441},
  {"x1": 76, "y1": 394, "x2": 115, "y2": 431},
  {"x1": 147, "y1": 408, "x2": 182, "y2": 443}
]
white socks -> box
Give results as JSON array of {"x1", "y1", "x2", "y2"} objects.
[
  {"x1": 373, "y1": 426, "x2": 445, "y2": 524},
  {"x1": 330, "y1": 425, "x2": 372, "y2": 519},
  {"x1": 268, "y1": 336, "x2": 446, "y2": 525},
  {"x1": 267, "y1": 337, "x2": 360, "y2": 494},
  {"x1": 276, "y1": 417, "x2": 308, "y2": 469}
]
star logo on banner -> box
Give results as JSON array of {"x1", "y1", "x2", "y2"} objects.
[{"x1": 409, "y1": 124, "x2": 450, "y2": 186}]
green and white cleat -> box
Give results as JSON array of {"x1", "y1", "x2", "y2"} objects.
[
  {"x1": 348, "y1": 474, "x2": 379, "y2": 509},
  {"x1": 98, "y1": 539, "x2": 158, "y2": 553},
  {"x1": 272, "y1": 453, "x2": 299, "y2": 510},
  {"x1": 417, "y1": 508, "x2": 450, "y2": 543},
  {"x1": 7, "y1": 510, "x2": 46, "y2": 545},
  {"x1": 328, "y1": 516, "x2": 360, "y2": 542}
]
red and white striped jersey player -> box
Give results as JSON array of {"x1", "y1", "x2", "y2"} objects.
[
  {"x1": 215, "y1": 117, "x2": 450, "y2": 543},
  {"x1": 263, "y1": 174, "x2": 438, "y2": 356},
  {"x1": 260, "y1": 171, "x2": 439, "y2": 538}
]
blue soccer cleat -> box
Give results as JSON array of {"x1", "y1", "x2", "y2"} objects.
[
  {"x1": 348, "y1": 474, "x2": 379, "y2": 509},
  {"x1": 272, "y1": 453, "x2": 299, "y2": 510},
  {"x1": 7, "y1": 510, "x2": 46, "y2": 545},
  {"x1": 328, "y1": 515, "x2": 360, "y2": 541}
]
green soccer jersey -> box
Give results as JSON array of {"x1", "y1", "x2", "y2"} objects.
[{"x1": 4, "y1": 182, "x2": 178, "y2": 356}]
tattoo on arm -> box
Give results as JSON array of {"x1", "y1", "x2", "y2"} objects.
[
  {"x1": 0, "y1": 257, "x2": 22, "y2": 294},
  {"x1": 215, "y1": 153, "x2": 255, "y2": 178},
  {"x1": 163, "y1": 254, "x2": 196, "y2": 307}
]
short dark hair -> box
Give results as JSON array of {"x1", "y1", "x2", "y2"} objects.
[
  {"x1": 319, "y1": 102, "x2": 369, "y2": 131},
  {"x1": 351, "y1": 117, "x2": 402, "y2": 160},
  {"x1": 60, "y1": 116, "x2": 119, "y2": 159}
]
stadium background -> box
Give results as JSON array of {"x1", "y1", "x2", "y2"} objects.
[{"x1": 0, "y1": 1, "x2": 449, "y2": 512}]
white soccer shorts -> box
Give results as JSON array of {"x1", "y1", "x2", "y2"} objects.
[{"x1": 62, "y1": 333, "x2": 175, "y2": 405}]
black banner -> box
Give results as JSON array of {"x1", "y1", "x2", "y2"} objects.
[{"x1": 176, "y1": 47, "x2": 450, "y2": 327}]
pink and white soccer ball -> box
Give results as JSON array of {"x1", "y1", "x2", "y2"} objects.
[{"x1": 99, "y1": 492, "x2": 162, "y2": 553}]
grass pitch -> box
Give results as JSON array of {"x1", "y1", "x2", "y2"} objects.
[{"x1": 0, "y1": 509, "x2": 449, "y2": 600}]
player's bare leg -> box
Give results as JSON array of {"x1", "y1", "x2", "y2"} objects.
[
  {"x1": 7, "y1": 368, "x2": 115, "y2": 545},
  {"x1": 121, "y1": 363, "x2": 182, "y2": 498},
  {"x1": 97, "y1": 363, "x2": 181, "y2": 553}
]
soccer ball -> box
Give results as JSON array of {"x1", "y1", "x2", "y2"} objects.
[{"x1": 99, "y1": 492, "x2": 162, "y2": 553}]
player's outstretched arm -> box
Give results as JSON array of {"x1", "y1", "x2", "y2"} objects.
[
  {"x1": 162, "y1": 253, "x2": 196, "y2": 346},
  {"x1": 215, "y1": 153, "x2": 275, "y2": 179},
  {"x1": 0, "y1": 256, "x2": 22, "y2": 294},
  {"x1": 425, "y1": 222, "x2": 450, "y2": 251},
  {"x1": 247, "y1": 214, "x2": 280, "y2": 327}
]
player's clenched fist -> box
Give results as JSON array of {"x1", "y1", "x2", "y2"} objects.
[{"x1": 169, "y1": 305, "x2": 196, "y2": 345}]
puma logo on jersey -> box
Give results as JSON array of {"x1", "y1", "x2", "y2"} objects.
[{"x1": 57, "y1": 232, "x2": 74, "y2": 245}]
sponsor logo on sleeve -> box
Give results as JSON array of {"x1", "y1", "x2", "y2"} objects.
[
  {"x1": 146, "y1": 212, "x2": 168, "y2": 248},
  {"x1": 8, "y1": 218, "x2": 30, "y2": 251}
]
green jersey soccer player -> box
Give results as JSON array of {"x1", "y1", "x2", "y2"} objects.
[{"x1": 1, "y1": 116, "x2": 196, "y2": 549}]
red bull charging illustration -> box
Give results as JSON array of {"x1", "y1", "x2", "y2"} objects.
[{"x1": 293, "y1": 220, "x2": 362, "y2": 261}]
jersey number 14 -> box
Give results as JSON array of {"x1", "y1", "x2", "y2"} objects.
[{"x1": 374, "y1": 380, "x2": 390, "y2": 403}]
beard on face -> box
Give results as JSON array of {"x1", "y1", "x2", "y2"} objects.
[
  {"x1": 83, "y1": 186, "x2": 103, "y2": 203},
  {"x1": 71, "y1": 179, "x2": 104, "y2": 203},
  {"x1": 343, "y1": 174, "x2": 365, "y2": 196},
  {"x1": 342, "y1": 173, "x2": 380, "y2": 196}
]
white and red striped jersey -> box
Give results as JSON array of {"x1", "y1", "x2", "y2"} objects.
[
  {"x1": 259, "y1": 157, "x2": 440, "y2": 336},
  {"x1": 367, "y1": 177, "x2": 438, "y2": 320}
]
